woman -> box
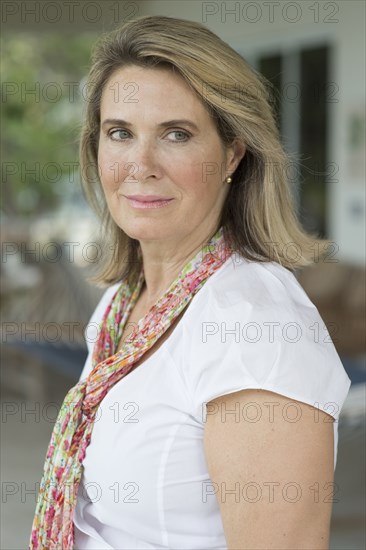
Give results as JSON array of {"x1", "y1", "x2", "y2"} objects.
[{"x1": 30, "y1": 15, "x2": 351, "y2": 550}]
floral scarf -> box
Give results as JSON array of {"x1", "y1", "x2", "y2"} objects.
[{"x1": 29, "y1": 226, "x2": 232, "y2": 549}]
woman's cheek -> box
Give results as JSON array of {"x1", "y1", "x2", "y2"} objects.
[
  {"x1": 97, "y1": 152, "x2": 106, "y2": 183},
  {"x1": 179, "y1": 163, "x2": 202, "y2": 188},
  {"x1": 97, "y1": 160, "x2": 103, "y2": 184},
  {"x1": 98, "y1": 157, "x2": 118, "y2": 189}
]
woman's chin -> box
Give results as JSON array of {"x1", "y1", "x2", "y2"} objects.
[{"x1": 120, "y1": 223, "x2": 173, "y2": 243}]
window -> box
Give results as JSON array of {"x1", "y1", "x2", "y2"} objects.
[{"x1": 258, "y1": 46, "x2": 329, "y2": 237}]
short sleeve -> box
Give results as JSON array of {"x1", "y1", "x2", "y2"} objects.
[
  {"x1": 79, "y1": 282, "x2": 121, "y2": 381},
  {"x1": 180, "y1": 258, "x2": 352, "y2": 426}
]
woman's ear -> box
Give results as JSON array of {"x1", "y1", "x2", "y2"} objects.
[{"x1": 226, "y1": 138, "x2": 246, "y2": 175}]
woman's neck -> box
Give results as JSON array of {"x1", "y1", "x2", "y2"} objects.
[{"x1": 138, "y1": 226, "x2": 219, "y2": 307}]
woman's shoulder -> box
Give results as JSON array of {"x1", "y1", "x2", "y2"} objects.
[
  {"x1": 205, "y1": 253, "x2": 314, "y2": 315},
  {"x1": 181, "y1": 254, "x2": 351, "y2": 425},
  {"x1": 84, "y1": 282, "x2": 121, "y2": 350},
  {"x1": 92, "y1": 281, "x2": 121, "y2": 320}
]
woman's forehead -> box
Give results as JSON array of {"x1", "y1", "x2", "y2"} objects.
[
  {"x1": 100, "y1": 65, "x2": 210, "y2": 121},
  {"x1": 102, "y1": 65, "x2": 192, "y2": 99}
]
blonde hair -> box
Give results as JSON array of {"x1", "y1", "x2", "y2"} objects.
[{"x1": 80, "y1": 15, "x2": 328, "y2": 285}]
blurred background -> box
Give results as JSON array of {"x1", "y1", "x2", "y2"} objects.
[{"x1": 1, "y1": 1, "x2": 365, "y2": 548}]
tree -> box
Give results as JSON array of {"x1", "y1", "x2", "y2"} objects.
[{"x1": 1, "y1": 32, "x2": 96, "y2": 216}]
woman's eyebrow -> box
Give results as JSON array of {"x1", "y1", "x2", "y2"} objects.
[
  {"x1": 101, "y1": 118, "x2": 133, "y2": 128},
  {"x1": 159, "y1": 119, "x2": 199, "y2": 131},
  {"x1": 101, "y1": 118, "x2": 199, "y2": 131}
]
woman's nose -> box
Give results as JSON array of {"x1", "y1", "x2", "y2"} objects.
[{"x1": 127, "y1": 139, "x2": 162, "y2": 182}]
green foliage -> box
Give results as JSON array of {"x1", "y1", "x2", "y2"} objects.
[{"x1": 1, "y1": 32, "x2": 97, "y2": 216}]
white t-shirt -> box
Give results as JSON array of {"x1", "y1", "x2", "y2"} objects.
[{"x1": 74, "y1": 254, "x2": 351, "y2": 550}]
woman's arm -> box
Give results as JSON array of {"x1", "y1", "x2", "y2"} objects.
[{"x1": 204, "y1": 388, "x2": 335, "y2": 549}]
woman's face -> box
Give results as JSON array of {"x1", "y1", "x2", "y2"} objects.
[{"x1": 98, "y1": 65, "x2": 245, "y2": 244}]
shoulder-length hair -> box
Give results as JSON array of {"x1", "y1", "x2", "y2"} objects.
[{"x1": 80, "y1": 14, "x2": 328, "y2": 286}]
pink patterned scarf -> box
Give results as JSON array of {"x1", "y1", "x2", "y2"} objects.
[{"x1": 29, "y1": 226, "x2": 232, "y2": 549}]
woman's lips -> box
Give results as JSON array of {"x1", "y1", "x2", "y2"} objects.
[
  {"x1": 123, "y1": 195, "x2": 174, "y2": 209},
  {"x1": 125, "y1": 195, "x2": 171, "y2": 201}
]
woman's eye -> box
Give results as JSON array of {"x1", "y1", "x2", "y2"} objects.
[
  {"x1": 107, "y1": 129, "x2": 190, "y2": 142},
  {"x1": 168, "y1": 130, "x2": 190, "y2": 142},
  {"x1": 109, "y1": 129, "x2": 130, "y2": 141}
]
